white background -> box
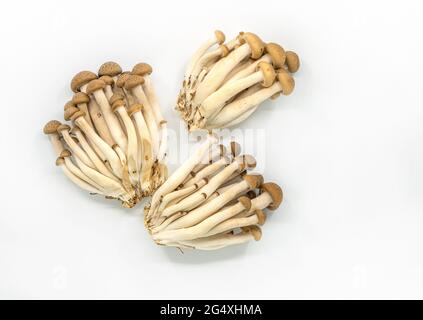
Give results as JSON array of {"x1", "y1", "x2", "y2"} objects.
[{"x1": 0, "y1": 0, "x2": 422, "y2": 299}]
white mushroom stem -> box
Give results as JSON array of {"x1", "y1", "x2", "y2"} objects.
[
  {"x1": 193, "y1": 43, "x2": 252, "y2": 106},
  {"x1": 249, "y1": 192, "x2": 274, "y2": 212},
  {"x1": 183, "y1": 156, "x2": 229, "y2": 188},
  {"x1": 72, "y1": 128, "x2": 118, "y2": 181},
  {"x1": 59, "y1": 129, "x2": 95, "y2": 169},
  {"x1": 74, "y1": 116, "x2": 123, "y2": 178},
  {"x1": 87, "y1": 100, "x2": 115, "y2": 147},
  {"x1": 75, "y1": 102, "x2": 94, "y2": 128},
  {"x1": 147, "y1": 134, "x2": 218, "y2": 220},
  {"x1": 129, "y1": 85, "x2": 160, "y2": 157},
  {"x1": 207, "y1": 82, "x2": 282, "y2": 128},
  {"x1": 91, "y1": 88, "x2": 128, "y2": 152},
  {"x1": 153, "y1": 198, "x2": 250, "y2": 241},
  {"x1": 46, "y1": 132, "x2": 64, "y2": 156},
  {"x1": 114, "y1": 104, "x2": 139, "y2": 186},
  {"x1": 150, "y1": 212, "x2": 185, "y2": 234},
  {"x1": 165, "y1": 176, "x2": 259, "y2": 230},
  {"x1": 224, "y1": 54, "x2": 272, "y2": 86},
  {"x1": 62, "y1": 156, "x2": 103, "y2": 191}
]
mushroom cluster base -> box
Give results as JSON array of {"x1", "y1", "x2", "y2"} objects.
[
  {"x1": 44, "y1": 61, "x2": 168, "y2": 208},
  {"x1": 145, "y1": 135, "x2": 283, "y2": 251},
  {"x1": 177, "y1": 30, "x2": 300, "y2": 131}
]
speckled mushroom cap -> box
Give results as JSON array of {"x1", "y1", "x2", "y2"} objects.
[
  {"x1": 115, "y1": 72, "x2": 131, "y2": 88},
  {"x1": 285, "y1": 51, "x2": 300, "y2": 73},
  {"x1": 276, "y1": 69, "x2": 295, "y2": 95},
  {"x1": 124, "y1": 75, "x2": 145, "y2": 90},
  {"x1": 64, "y1": 101, "x2": 75, "y2": 111},
  {"x1": 243, "y1": 174, "x2": 264, "y2": 189},
  {"x1": 215, "y1": 30, "x2": 225, "y2": 44},
  {"x1": 260, "y1": 182, "x2": 283, "y2": 210},
  {"x1": 257, "y1": 61, "x2": 276, "y2": 87},
  {"x1": 64, "y1": 106, "x2": 79, "y2": 121},
  {"x1": 71, "y1": 71, "x2": 97, "y2": 93},
  {"x1": 238, "y1": 196, "x2": 252, "y2": 211},
  {"x1": 243, "y1": 32, "x2": 265, "y2": 59},
  {"x1": 132, "y1": 63, "x2": 152, "y2": 76},
  {"x1": 86, "y1": 79, "x2": 106, "y2": 95},
  {"x1": 72, "y1": 92, "x2": 90, "y2": 105},
  {"x1": 43, "y1": 120, "x2": 62, "y2": 135},
  {"x1": 265, "y1": 43, "x2": 286, "y2": 69},
  {"x1": 127, "y1": 103, "x2": 143, "y2": 117},
  {"x1": 111, "y1": 98, "x2": 126, "y2": 112},
  {"x1": 98, "y1": 61, "x2": 122, "y2": 77},
  {"x1": 99, "y1": 75, "x2": 114, "y2": 86},
  {"x1": 243, "y1": 225, "x2": 262, "y2": 241},
  {"x1": 109, "y1": 93, "x2": 125, "y2": 106},
  {"x1": 70, "y1": 110, "x2": 86, "y2": 121},
  {"x1": 57, "y1": 124, "x2": 71, "y2": 132}
]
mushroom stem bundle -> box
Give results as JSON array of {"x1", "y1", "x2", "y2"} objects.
[
  {"x1": 177, "y1": 30, "x2": 300, "y2": 131},
  {"x1": 145, "y1": 139, "x2": 283, "y2": 251},
  {"x1": 43, "y1": 61, "x2": 168, "y2": 208}
]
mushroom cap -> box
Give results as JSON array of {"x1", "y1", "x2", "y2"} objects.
[
  {"x1": 243, "y1": 32, "x2": 265, "y2": 59},
  {"x1": 109, "y1": 93, "x2": 125, "y2": 106},
  {"x1": 64, "y1": 106, "x2": 80, "y2": 121},
  {"x1": 243, "y1": 225, "x2": 262, "y2": 241},
  {"x1": 71, "y1": 71, "x2": 97, "y2": 93},
  {"x1": 98, "y1": 61, "x2": 122, "y2": 77},
  {"x1": 285, "y1": 51, "x2": 300, "y2": 73},
  {"x1": 99, "y1": 75, "x2": 114, "y2": 86},
  {"x1": 57, "y1": 124, "x2": 71, "y2": 132},
  {"x1": 265, "y1": 43, "x2": 286, "y2": 69},
  {"x1": 55, "y1": 157, "x2": 65, "y2": 166},
  {"x1": 214, "y1": 30, "x2": 225, "y2": 44},
  {"x1": 86, "y1": 79, "x2": 106, "y2": 95},
  {"x1": 64, "y1": 100, "x2": 75, "y2": 111},
  {"x1": 60, "y1": 149, "x2": 71, "y2": 158},
  {"x1": 43, "y1": 120, "x2": 62, "y2": 135},
  {"x1": 257, "y1": 61, "x2": 276, "y2": 87},
  {"x1": 235, "y1": 154, "x2": 257, "y2": 170},
  {"x1": 132, "y1": 63, "x2": 153, "y2": 76},
  {"x1": 238, "y1": 196, "x2": 252, "y2": 211},
  {"x1": 70, "y1": 110, "x2": 86, "y2": 121},
  {"x1": 255, "y1": 209, "x2": 267, "y2": 225},
  {"x1": 260, "y1": 182, "x2": 283, "y2": 210},
  {"x1": 276, "y1": 69, "x2": 295, "y2": 95},
  {"x1": 124, "y1": 74, "x2": 145, "y2": 90},
  {"x1": 220, "y1": 44, "x2": 229, "y2": 57},
  {"x1": 229, "y1": 141, "x2": 241, "y2": 157},
  {"x1": 127, "y1": 103, "x2": 143, "y2": 117},
  {"x1": 72, "y1": 92, "x2": 90, "y2": 105},
  {"x1": 243, "y1": 174, "x2": 264, "y2": 189},
  {"x1": 115, "y1": 72, "x2": 131, "y2": 88},
  {"x1": 111, "y1": 99, "x2": 125, "y2": 112}
]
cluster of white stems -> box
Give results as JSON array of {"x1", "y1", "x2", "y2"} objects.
[
  {"x1": 44, "y1": 62, "x2": 168, "y2": 208},
  {"x1": 145, "y1": 135, "x2": 283, "y2": 250},
  {"x1": 177, "y1": 30, "x2": 300, "y2": 131}
]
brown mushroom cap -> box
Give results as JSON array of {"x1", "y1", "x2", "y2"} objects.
[
  {"x1": 132, "y1": 63, "x2": 153, "y2": 76},
  {"x1": 60, "y1": 149, "x2": 72, "y2": 158},
  {"x1": 109, "y1": 93, "x2": 125, "y2": 106},
  {"x1": 276, "y1": 69, "x2": 295, "y2": 95},
  {"x1": 260, "y1": 182, "x2": 283, "y2": 210},
  {"x1": 243, "y1": 225, "x2": 262, "y2": 241},
  {"x1": 64, "y1": 101, "x2": 75, "y2": 111},
  {"x1": 86, "y1": 79, "x2": 106, "y2": 95},
  {"x1": 55, "y1": 157, "x2": 65, "y2": 166},
  {"x1": 255, "y1": 209, "x2": 267, "y2": 225},
  {"x1": 238, "y1": 196, "x2": 252, "y2": 211},
  {"x1": 214, "y1": 30, "x2": 225, "y2": 44},
  {"x1": 64, "y1": 106, "x2": 80, "y2": 121},
  {"x1": 243, "y1": 32, "x2": 265, "y2": 59},
  {"x1": 127, "y1": 103, "x2": 143, "y2": 117},
  {"x1": 230, "y1": 141, "x2": 241, "y2": 157},
  {"x1": 72, "y1": 92, "x2": 90, "y2": 105},
  {"x1": 98, "y1": 61, "x2": 122, "y2": 77},
  {"x1": 243, "y1": 174, "x2": 264, "y2": 189},
  {"x1": 257, "y1": 61, "x2": 276, "y2": 87},
  {"x1": 265, "y1": 43, "x2": 286, "y2": 69},
  {"x1": 111, "y1": 99, "x2": 125, "y2": 112},
  {"x1": 220, "y1": 44, "x2": 229, "y2": 57},
  {"x1": 285, "y1": 51, "x2": 300, "y2": 73},
  {"x1": 71, "y1": 71, "x2": 97, "y2": 93},
  {"x1": 43, "y1": 120, "x2": 62, "y2": 135},
  {"x1": 124, "y1": 74, "x2": 145, "y2": 90},
  {"x1": 115, "y1": 72, "x2": 131, "y2": 88},
  {"x1": 57, "y1": 124, "x2": 71, "y2": 132},
  {"x1": 99, "y1": 75, "x2": 114, "y2": 86},
  {"x1": 236, "y1": 154, "x2": 257, "y2": 170},
  {"x1": 70, "y1": 110, "x2": 86, "y2": 121}
]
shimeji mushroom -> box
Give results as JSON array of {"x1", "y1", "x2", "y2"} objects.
[
  {"x1": 177, "y1": 30, "x2": 300, "y2": 130},
  {"x1": 145, "y1": 139, "x2": 284, "y2": 251},
  {"x1": 44, "y1": 61, "x2": 168, "y2": 207}
]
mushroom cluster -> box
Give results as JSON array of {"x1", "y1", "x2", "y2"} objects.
[
  {"x1": 145, "y1": 134, "x2": 283, "y2": 250},
  {"x1": 43, "y1": 62, "x2": 168, "y2": 208},
  {"x1": 176, "y1": 30, "x2": 300, "y2": 131}
]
